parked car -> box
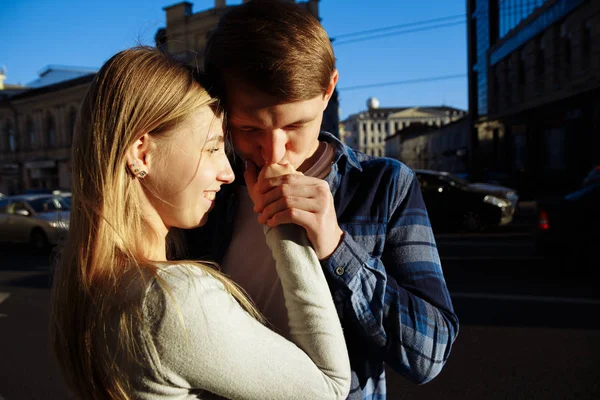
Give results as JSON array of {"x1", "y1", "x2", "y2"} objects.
[
  {"x1": 414, "y1": 169, "x2": 519, "y2": 232},
  {"x1": 0, "y1": 194, "x2": 70, "y2": 250},
  {"x1": 535, "y1": 167, "x2": 600, "y2": 271},
  {"x1": 454, "y1": 169, "x2": 518, "y2": 191},
  {"x1": 52, "y1": 190, "x2": 72, "y2": 206},
  {"x1": 582, "y1": 165, "x2": 600, "y2": 186},
  {"x1": 22, "y1": 188, "x2": 54, "y2": 195}
]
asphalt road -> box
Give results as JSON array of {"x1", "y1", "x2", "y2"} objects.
[{"x1": 0, "y1": 225, "x2": 598, "y2": 399}]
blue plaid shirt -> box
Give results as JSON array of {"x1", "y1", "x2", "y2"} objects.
[{"x1": 185, "y1": 132, "x2": 459, "y2": 400}]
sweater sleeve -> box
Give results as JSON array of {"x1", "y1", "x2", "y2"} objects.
[{"x1": 138, "y1": 224, "x2": 351, "y2": 400}]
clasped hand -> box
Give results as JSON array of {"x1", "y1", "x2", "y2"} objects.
[{"x1": 244, "y1": 161, "x2": 344, "y2": 260}]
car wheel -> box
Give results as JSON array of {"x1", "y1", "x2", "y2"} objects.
[
  {"x1": 462, "y1": 211, "x2": 483, "y2": 232},
  {"x1": 30, "y1": 229, "x2": 49, "y2": 252}
]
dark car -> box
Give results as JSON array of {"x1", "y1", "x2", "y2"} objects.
[
  {"x1": 582, "y1": 165, "x2": 600, "y2": 186},
  {"x1": 414, "y1": 169, "x2": 519, "y2": 232},
  {"x1": 455, "y1": 169, "x2": 517, "y2": 190},
  {"x1": 535, "y1": 167, "x2": 600, "y2": 271}
]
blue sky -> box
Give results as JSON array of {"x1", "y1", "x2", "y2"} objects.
[{"x1": 2, "y1": 0, "x2": 467, "y2": 120}]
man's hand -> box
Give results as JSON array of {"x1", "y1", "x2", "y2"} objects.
[{"x1": 245, "y1": 161, "x2": 344, "y2": 260}]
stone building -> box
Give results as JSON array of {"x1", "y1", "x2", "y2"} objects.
[
  {"x1": 387, "y1": 117, "x2": 469, "y2": 171},
  {"x1": 341, "y1": 97, "x2": 465, "y2": 156},
  {"x1": 0, "y1": 69, "x2": 94, "y2": 195}
]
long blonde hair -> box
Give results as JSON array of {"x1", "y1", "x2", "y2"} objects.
[{"x1": 50, "y1": 46, "x2": 261, "y2": 399}]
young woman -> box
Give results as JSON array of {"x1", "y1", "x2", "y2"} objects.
[{"x1": 50, "y1": 47, "x2": 350, "y2": 400}]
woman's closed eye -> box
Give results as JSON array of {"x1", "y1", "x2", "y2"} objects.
[{"x1": 206, "y1": 145, "x2": 224, "y2": 155}]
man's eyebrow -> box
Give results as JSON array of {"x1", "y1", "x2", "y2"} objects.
[
  {"x1": 236, "y1": 117, "x2": 315, "y2": 127},
  {"x1": 285, "y1": 117, "x2": 314, "y2": 125}
]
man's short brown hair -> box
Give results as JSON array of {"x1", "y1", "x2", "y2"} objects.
[{"x1": 204, "y1": 0, "x2": 336, "y2": 102}]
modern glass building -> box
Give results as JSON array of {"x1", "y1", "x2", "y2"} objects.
[
  {"x1": 473, "y1": 0, "x2": 492, "y2": 117},
  {"x1": 498, "y1": 0, "x2": 549, "y2": 38},
  {"x1": 466, "y1": 0, "x2": 599, "y2": 197},
  {"x1": 469, "y1": 0, "x2": 550, "y2": 119}
]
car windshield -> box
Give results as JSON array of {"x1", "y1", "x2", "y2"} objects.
[
  {"x1": 57, "y1": 197, "x2": 70, "y2": 210},
  {"x1": 440, "y1": 173, "x2": 470, "y2": 187},
  {"x1": 26, "y1": 197, "x2": 70, "y2": 213}
]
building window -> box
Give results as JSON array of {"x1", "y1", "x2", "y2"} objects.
[
  {"x1": 513, "y1": 133, "x2": 527, "y2": 171},
  {"x1": 26, "y1": 118, "x2": 35, "y2": 149},
  {"x1": 582, "y1": 21, "x2": 592, "y2": 71},
  {"x1": 560, "y1": 24, "x2": 572, "y2": 79},
  {"x1": 6, "y1": 121, "x2": 16, "y2": 152},
  {"x1": 1, "y1": 121, "x2": 7, "y2": 152},
  {"x1": 535, "y1": 36, "x2": 545, "y2": 75},
  {"x1": 505, "y1": 58, "x2": 513, "y2": 106},
  {"x1": 544, "y1": 128, "x2": 566, "y2": 170},
  {"x1": 490, "y1": 66, "x2": 498, "y2": 113},
  {"x1": 553, "y1": 25, "x2": 561, "y2": 84},
  {"x1": 535, "y1": 36, "x2": 545, "y2": 92},
  {"x1": 69, "y1": 108, "x2": 78, "y2": 144},
  {"x1": 47, "y1": 115, "x2": 56, "y2": 147},
  {"x1": 517, "y1": 49, "x2": 526, "y2": 100},
  {"x1": 498, "y1": 0, "x2": 549, "y2": 38}
]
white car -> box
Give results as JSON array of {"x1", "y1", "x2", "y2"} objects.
[{"x1": 0, "y1": 194, "x2": 70, "y2": 250}]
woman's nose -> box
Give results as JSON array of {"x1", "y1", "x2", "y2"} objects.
[{"x1": 218, "y1": 157, "x2": 235, "y2": 184}]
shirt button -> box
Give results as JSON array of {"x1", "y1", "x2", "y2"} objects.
[{"x1": 335, "y1": 266, "x2": 345, "y2": 276}]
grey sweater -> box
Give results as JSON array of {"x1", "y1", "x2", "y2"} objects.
[{"x1": 127, "y1": 225, "x2": 351, "y2": 399}]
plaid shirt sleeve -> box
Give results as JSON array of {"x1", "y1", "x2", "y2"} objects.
[{"x1": 322, "y1": 164, "x2": 459, "y2": 384}]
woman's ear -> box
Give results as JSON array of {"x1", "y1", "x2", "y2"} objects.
[{"x1": 126, "y1": 133, "x2": 151, "y2": 179}]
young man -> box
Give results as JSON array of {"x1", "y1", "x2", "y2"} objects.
[{"x1": 188, "y1": 1, "x2": 459, "y2": 398}]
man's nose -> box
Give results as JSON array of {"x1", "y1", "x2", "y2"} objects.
[{"x1": 260, "y1": 130, "x2": 288, "y2": 164}]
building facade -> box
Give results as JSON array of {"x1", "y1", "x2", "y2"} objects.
[
  {"x1": 0, "y1": 1, "x2": 338, "y2": 195},
  {"x1": 342, "y1": 97, "x2": 466, "y2": 156},
  {"x1": 0, "y1": 73, "x2": 93, "y2": 195},
  {"x1": 388, "y1": 117, "x2": 469, "y2": 172},
  {"x1": 467, "y1": 0, "x2": 600, "y2": 197},
  {"x1": 157, "y1": 0, "x2": 340, "y2": 136}
]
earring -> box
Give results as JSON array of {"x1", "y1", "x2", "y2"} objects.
[{"x1": 130, "y1": 163, "x2": 147, "y2": 179}]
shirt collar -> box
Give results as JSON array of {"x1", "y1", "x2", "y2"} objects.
[{"x1": 318, "y1": 131, "x2": 363, "y2": 172}]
